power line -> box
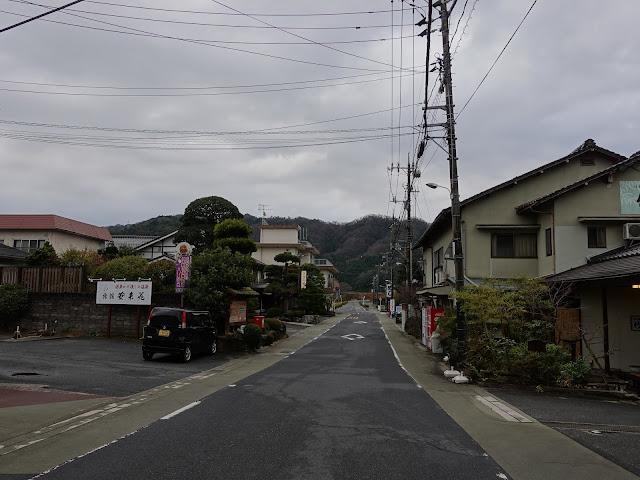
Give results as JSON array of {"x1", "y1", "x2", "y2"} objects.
[
  {"x1": 0, "y1": 69, "x2": 424, "y2": 91},
  {"x1": 0, "y1": 8, "x2": 407, "y2": 73},
  {"x1": 6, "y1": 1, "x2": 420, "y2": 30},
  {"x1": 0, "y1": 69, "x2": 427, "y2": 97},
  {"x1": 81, "y1": 1, "x2": 417, "y2": 18},
  {"x1": 0, "y1": 129, "x2": 418, "y2": 151},
  {"x1": 0, "y1": 0, "x2": 85, "y2": 33},
  {"x1": 209, "y1": 0, "x2": 409, "y2": 71},
  {"x1": 0, "y1": 119, "x2": 419, "y2": 136},
  {"x1": 457, "y1": 0, "x2": 537, "y2": 116},
  {"x1": 4, "y1": 1, "x2": 420, "y2": 45}
]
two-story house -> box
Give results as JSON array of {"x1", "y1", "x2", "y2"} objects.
[
  {"x1": 252, "y1": 225, "x2": 319, "y2": 266},
  {"x1": 0, "y1": 214, "x2": 112, "y2": 254},
  {"x1": 414, "y1": 140, "x2": 640, "y2": 372}
]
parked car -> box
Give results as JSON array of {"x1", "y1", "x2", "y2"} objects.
[{"x1": 142, "y1": 307, "x2": 218, "y2": 362}]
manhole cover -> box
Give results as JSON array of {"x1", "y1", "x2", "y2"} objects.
[{"x1": 11, "y1": 372, "x2": 43, "y2": 376}]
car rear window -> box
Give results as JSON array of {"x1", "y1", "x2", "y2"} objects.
[{"x1": 149, "y1": 312, "x2": 181, "y2": 328}]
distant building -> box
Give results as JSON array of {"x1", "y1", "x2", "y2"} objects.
[
  {"x1": 252, "y1": 225, "x2": 319, "y2": 265},
  {"x1": 0, "y1": 214, "x2": 112, "y2": 254},
  {"x1": 314, "y1": 258, "x2": 339, "y2": 289},
  {"x1": 110, "y1": 230, "x2": 178, "y2": 261}
]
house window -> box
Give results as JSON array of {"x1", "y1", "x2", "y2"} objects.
[
  {"x1": 433, "y1": 247, "x2": 443, "y2": 284},
  {"x1": 14, "y1": 239, "x2": 45, "y2": 253},
  {"x1": 580, "y1": 156, "x2": 595, "y2": 166},
  {"x1": 545, "y1": 228, "x2": 552, "y2": 257},
  {"x1": 491, "y1": 233, "x2": 537, "y2": 258},
  {"x1": 433, "y1": 247, "x2": 443, "y2": 267},
  {"x1": 587, "y1": 226, "x2": 606, "y2": 248}
]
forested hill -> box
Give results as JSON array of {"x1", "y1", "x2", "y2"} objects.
[
  {"x1": 106, "y1": 214, "x2": 429, "y2": 291},
  {"x1": 107, "y1": 215, "x2": 181, "y2": 236},
  {"x1": 245, "y1": 214, "x2": 429, "y2": 291}
]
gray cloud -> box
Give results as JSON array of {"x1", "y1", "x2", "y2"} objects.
[{"x1": 1, "y1": 0, "x2": 639, "y2": 227}]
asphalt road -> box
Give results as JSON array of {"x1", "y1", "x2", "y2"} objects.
[
  {"x1": 0, "y1": 324, "x2": 308, "y2": 398},
  {"x1": 0, "y1": 336, "x2": 236, "y2": 397},
  {"x1": 27, "y1": 304, "x2": 509, "y2": 479}
]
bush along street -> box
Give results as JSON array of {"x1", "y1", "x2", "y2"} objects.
[{"x1": 436, "y1": 276, "x2": 591, "y2": 387}]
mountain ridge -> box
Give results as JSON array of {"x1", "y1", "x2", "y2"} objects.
[{"x1": 106, "y1": 214, "x2": 429, "y2": 290}]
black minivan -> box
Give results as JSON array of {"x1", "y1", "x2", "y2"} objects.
[{"x1": 142, "y1": 307, "x2": 218, "y2": 363}]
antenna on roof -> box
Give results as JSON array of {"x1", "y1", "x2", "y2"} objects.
[{"x1": 258, "y1": 204, "x2": 273, "y2": 225}]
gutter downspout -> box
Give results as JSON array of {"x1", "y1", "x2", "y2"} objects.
[{"x1": 530, "y1": 207, "x2": 555, "y2": 274}]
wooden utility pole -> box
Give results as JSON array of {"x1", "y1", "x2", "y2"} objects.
[{"x1": 437, "y1": 0, "x2": 466, "y2": 356}]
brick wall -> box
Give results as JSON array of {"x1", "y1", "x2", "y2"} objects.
[{"x1": 19, "y1": 293, "x2": 183, "y2": 338}]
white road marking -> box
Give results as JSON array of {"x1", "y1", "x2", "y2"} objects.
[
  {"x1": 353, "y1": 321, "x2": 367, "y2": 324},
  {"x1": 161, "y1": 401, "x2": 201, "y2": 420},
  {"x1": 475, "y1": 395, "x2": 532, "y2": 423},
  {"x1": 341, "y1": 334, "x2": 365, "y2": 341}
]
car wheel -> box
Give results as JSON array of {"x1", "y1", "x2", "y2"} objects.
[
  {"x1": 143, "y1": 352, "x2": 154, "y2": 361},
  {"x1": 182, "y1": 345, "x2": 192, "y2": 363},
  {"x1": 210, "y1": 339, "x2": 218, "y2": 355}
]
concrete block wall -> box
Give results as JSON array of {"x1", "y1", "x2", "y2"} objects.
[{"x1": 19, "y1": 293, "x2": 183, "y2": 338}]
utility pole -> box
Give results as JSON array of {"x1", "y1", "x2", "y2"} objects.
[
  {"x1": 406, "y1": 156, "x2": 412, "y2": 289},
  {"x1": 437, "y1": 0, "x2": 466, "y2": 362}
]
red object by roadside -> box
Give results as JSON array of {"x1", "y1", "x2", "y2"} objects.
[{"x1": 253, "y1": 316, "x2": 265, "y2": 328}]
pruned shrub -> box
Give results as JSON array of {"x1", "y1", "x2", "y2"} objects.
[
  {"x1": 263, "y1": 333, "x2": 274, "y2": 346},
  {"x1": 0, "y1": 284, "x2": 29, "y2": 329},
  {"x1": 265, "y1": 317, "x2": 283, "y2": 332},
  {"x1": 243, "y1": 323, "x2": 262, "y2": 351}
]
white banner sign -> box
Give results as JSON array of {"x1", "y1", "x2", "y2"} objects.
[{"x1": 96, "y1": 281, "x2": 152, "y2": 305}]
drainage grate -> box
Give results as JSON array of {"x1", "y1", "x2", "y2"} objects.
[
  {"x1": 542, "y1": 421, "x2": 640, "y2": 433},
  {"x1": 11, "y1": 372, "x2": 42, "y2": 376}
]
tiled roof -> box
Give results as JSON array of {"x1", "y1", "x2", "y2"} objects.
[
  {"x1": 546, "y1": 242, "x2": 640, "y2": 282},
  {"x1": 587, "y1": 243, "x2": 640, "y2": 263},
  {"x1": 110, "y1": 235, "x2": 157, "y2": 248},
  {"x1": 0, "y1": 243, "x2": 28, "y2": 260},
  {"x1": 135, "y1": 230, "x2": 178, "y2": 250},
  {"x1": 414, "y1": 139, "x2": 625, "y2": 249},
  {"x1": 0, "y1": 215, "x2": 112, "y2": 241},
  {"x1": 516, "y1": 153, "x2": 640, "y2": 213},
  {"x1": 546, "y1": 254, "x2": 640, "y2": 282}
]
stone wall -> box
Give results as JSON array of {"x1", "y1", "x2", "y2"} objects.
[{"x1": 19, "y1": 293, "x2": 182, "y2": 338}]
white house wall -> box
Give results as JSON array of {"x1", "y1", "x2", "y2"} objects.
[
  {"x1": 252, "y1": 246, "x2": 301, "y2": 265},
  {"x1": 260, "y1": 228, "x2": 299, "y2": 244},
  {"x1": 0, "y1": 229, "x2": 105, "y2": 254},
  {"x1": 137, "y1": 235, "x2": 177, "y2": 260}
]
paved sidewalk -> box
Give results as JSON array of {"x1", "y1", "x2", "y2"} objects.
[{"x1": 376, "y1": 311, "x2": 639, "y2": 480}]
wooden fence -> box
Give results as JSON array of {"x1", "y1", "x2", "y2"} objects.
[{"x1": 0, "y1": 266, "x2": 88, "y2": 293}]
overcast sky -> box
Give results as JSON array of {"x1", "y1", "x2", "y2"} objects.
[{"x1": 1, "y1": 1, "x2": 639, "y2": 228}]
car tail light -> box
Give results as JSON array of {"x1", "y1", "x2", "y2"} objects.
[
  {"x1": 147, "y1": 308, "x2": 154, "y2": 327},
  {"x1": 181, "y1": 311, "x2": 187, "y2": 329}
]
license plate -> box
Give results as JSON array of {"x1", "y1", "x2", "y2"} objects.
[{"x1": 158, "y1": 329, "x2": 170, "y2": 337}]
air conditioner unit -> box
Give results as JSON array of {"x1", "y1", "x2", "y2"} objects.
[{"x1": 623, "y1": 223, "x2": 640, "y2": 240}]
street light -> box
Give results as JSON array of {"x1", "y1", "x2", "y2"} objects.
[{"x1": 425, "y1": 183, "x2": 452, "y2": 199}]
